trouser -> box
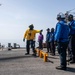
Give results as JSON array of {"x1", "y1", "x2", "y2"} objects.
[
  {"x1": 71, "y1": 35, "x2": 75, "y2": 61},
  {"x1": 58, "y1": 42, "x2": 68, "y2": 67},
  {"x1": 26, "y1": 40, "x2": 36, "y2": 54},
  {"x1": 68, "y1": 38, "x2": 72, "y2": 60},
  {"x1": 50, "y1": 41, "x2": 55, "y2": 55},
  {"x1": 46, "y1": 42, "x2": 51, "y2": 53},
  {"x1": 38, "y1": 40, "x2": 43, "y2": 49}
]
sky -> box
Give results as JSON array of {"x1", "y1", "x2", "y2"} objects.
[{"x1": 0, "y1": 0, "x2": 75, "y2": 47}]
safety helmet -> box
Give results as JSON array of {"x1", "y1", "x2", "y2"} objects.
[
  {"x1": 57, "y1": 13, "x2": 65, "y2": 19},
  {"x1": 51, "y1": 28, "x2": 54, "y2": 30},
  {"x1": 46, "y1": 28, "x2": 50, "y2": 31},
  {"x1": 68, "y1": 14, "x2": 73, "y2": 19},
  {"x1": 29, "y1": 24, "x2": 34, "y2": 28}
]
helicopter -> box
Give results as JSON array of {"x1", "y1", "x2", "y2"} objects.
[
  {"x1": 0, "y1": 3, "x2": 2, "y2": 6},
  {"x1": 65, "y1": 8, "x2": 75, "y2": 14},
  {"x1": 65, "y1": 8, "x2": 75, "y2": 21}
]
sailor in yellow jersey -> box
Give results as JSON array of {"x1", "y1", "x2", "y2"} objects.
[{"x1": 23, "y1": 24, "x2": 43, "y2": 56}]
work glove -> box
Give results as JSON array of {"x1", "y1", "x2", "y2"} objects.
[
  {"x1": 54, "y1": 41, "x2": 57, "y2": 46},
  {"x1": 23, "y1": 38, "x2": 25, "y2": 42},
  {"x1": 69, "y1": 25, "x2": 72, "y2": 29}
]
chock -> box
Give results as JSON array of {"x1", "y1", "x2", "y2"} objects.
[
  {"x1": 35, "y1": 49, "x2": 40, "y2": 56},
  {"x1": 41, "y1": 51, "x2": 48, "y2": 62},
  {"x1": 35, "y1": 48, "x2": 48, "y2": 62}
]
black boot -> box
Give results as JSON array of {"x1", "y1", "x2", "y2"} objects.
[
  {"x1": 70, "y1": 60, "x2": 75, "y2": 64},
  {"x1": 32, "y1": 53, "x2": 36, "y2": 57},
  {"x1": 25, "y1": 53, "x2": 29, "y2": 55},
  {"x1": 70, "y1": 57, "x2": 75, "y2": 63},
  {"x1": 56, "y1": 66, "x2": 67, "y2": 70}
]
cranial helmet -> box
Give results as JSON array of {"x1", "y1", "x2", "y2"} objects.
[
  {"x1": 68, "y1": 14, "x2": 73, "y2": 19},
  {"x1": 57, "y1": 12, "x2": 65, "y2": 19},
  {"x1": 29, "y1": 24, "x2": 34, "y2": 30},
  {"x1": 46, "y1": 28, "x2": 50, "y2": 31},
  {"x1": 29, "y1": 24, "x2": 34, "y2": 28}
]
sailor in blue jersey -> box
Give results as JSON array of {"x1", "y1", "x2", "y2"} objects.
[
  {"x1": 46, "y1": 28, "x2": 51, "y2": 53},
  {"x1": 50, "y1": 28, "x2": 55, "y2": 55},
  {"x1": 68, "y1": 14, "x2": 75, "y2": 63},
  {"x1": 54, "y1": 13, "x2": 69, "y2": 70}
]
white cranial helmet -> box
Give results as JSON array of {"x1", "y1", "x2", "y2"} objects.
[{"x1": 57, "y1": 12, "x2": 65, "y2": 19}]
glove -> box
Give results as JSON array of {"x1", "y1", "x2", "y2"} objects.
[
  {"x1": 23, "y1": 38, "x2": 25, "y2": 42},
  {"x1": 54, "y1": 41, "x2": 57, "y2": 46},
  {"x1": 69, "y1": 25, "x2": 72, "y2": 29}
]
